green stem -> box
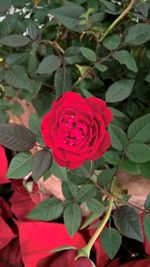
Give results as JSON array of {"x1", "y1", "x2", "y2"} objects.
[
  {"x1": 78, "y1": 196, "x2": 114, "y2": 258},
  {"x1": 99, "y1": 0, "x2": 136, "y2": 43}
]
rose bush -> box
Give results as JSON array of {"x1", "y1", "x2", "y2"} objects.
[{"x1": 41, "y1": 92, "x2": 112, "y2": 169}]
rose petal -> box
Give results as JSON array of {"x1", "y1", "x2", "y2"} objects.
[
  {"x1": 102, "y1": 107, "x2": 113, "y2": 127},
  {"x1": 90, "y1": 131, "x2": 111, "y2": 160},
  {"x1": 17, "y1": 222, "x2": 86, "y2": 267},
  {"x1": 86, "y1": 97, "x2": 106, "y2": 114},
  {"x1": 0, "y1": 216, "x2": 16, "y2": 249}
]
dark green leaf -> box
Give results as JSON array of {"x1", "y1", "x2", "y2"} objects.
[
  {"x1": 113, "y1": 50, "x2": 138, "y2": 73},
  {"x1": 76, "y1": 184, "x2": 97, "y2": 203},
  {"x1": 141, "y1": 161, "x2": 150, "y2": 179},
  {"x1": 113, "y1": 206, "x2": 143, "y2": 242},
  {"x1": 27, "y1": 198, "x2": 63, "y2": 221},
  {"x1": 103, "y1": 151, "x2": 120, "y2": 165},
  {"x1": 0, "y1": 0, "x2": 11, "y2": 13},
  {"x1": 144, "y1": 214, "x2": 150, "y2": 242},
  {"x1": 126, "y1": 143, "x2": 150, "y2": 163},
  {"x1": 28, "y1": 24, "x2": 37, "y2": 40},
  {"x1": 50, "y1": 159, "x2": 67, "y2": 181},
  {"x1": 97, "y1": 168, "x2": 116, "y2": 187},
  {"x1": 50, "y1": 5, "x2": 86, "y2": 32},
  {"x1": 80, "y1": 211, "x2": 102, "y2": 229},
  {"x1": 101, "y1": 227, "x2": 122, "y2": 259},
  {"x1": 95, "y1": 63, "x2": 108, "y2": 72},
  {"x1": 127, "y1": 114, "x2": 150, "y2": 143},
  {"x1": 37, "y1": 55, "x2": 61, "y2": 74},
  {"x1": 86, "y1": 199, "x2": 105, "y2": 213},
  {"x1": 64, "y1": 203, "x2": 82, "y2": 236},
  {"x1": 32, "y1": 149, "x2": 52, "y2": 182},
  {"x1": 0, "y1": 34, "x2": 30, "y2": 47},
  {"x1": 80, "y1": 47, "x2": 96, "y2": 62},
  {"x1": 62, "y1": 181, "x2": 78, "y2": 199},
  {"x1": 125, "y1": 23, "x2": 150, "y2": 46},
  {"x1": 108, "y1": 124, "x2": 128, "y2": 151},
  {"x1": 121, "y1": 159, "x2": 141, "y2": 175},
  {"x1": 29, "y1": 114, "x2": 43, "y2": 144},
  {"x1": 0, "y1": 124, "x2": 36, "y2": 151},
  {"x1": 54, "y1": 67, "x2": 72, "y2": 97},
  {"x1": 7, "y1": 152, "x2": 32, "y2": 178},
  {"x1": 144, "y1": 194, "x2": 150, "y2": 210},
  {"x1": 5, "y1": 65, "x2": 33, "y2": 92},
  {"x1": 106, "y1": 79, "x2": 135, "y2": 103},
  {"x1": 64, "y1": 47, "x2": 84, "y2": 64},
  {"x1": 102, "y1": 34, "x2": 121, "y2": 50}
]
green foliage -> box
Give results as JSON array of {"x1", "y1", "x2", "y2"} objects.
[
  {"x1": 100, "y1": 227, "x2": 122, "y2": 259},
  {"x1": 1, "y1": 0, "x2": 150, "y2": 260},
  {"x1": 8, "y1": 152, "x2": 32, "y2": 178},
  {"x1": 27, "y1": 198, "x2": 64, "y2": 221},
  {"x1": 113, "y1": 207, "x2": 143, "y2": 242}
]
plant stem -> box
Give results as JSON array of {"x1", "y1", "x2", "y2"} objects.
[
  {"x1": 99, "y1": 0, "x2": 136, "y2": 43},
  {"x1": 80, "y1": 195, "x2": 114, "y2": 258}
]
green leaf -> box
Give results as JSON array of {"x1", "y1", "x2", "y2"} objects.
[
  {"x1": 50, "y1": 5, "x2": 86, "y2": 32},
  {"x1": 5, "y1": 65, "x2": 33, "y2": 92},
  {"x1": 102, "y1": 34, "x2": 121, "y2": 50},
  {"x1": 0, "y1": 124, "x2": 36, "y2": 151},
  {"x1": 27, "y1": 198, "x2": 63, "y2": 221},
  {"x1": 28, "y1": 24, "x2": 37, "y2": 40},
  {"x1": 80, "y1": 211, "x2": 102, "y2": 229},
  {"x1": 29, "y1": 114, "x2": 43, "y2": 144},
  {"x1": 103, "y1": 151, "x2": 120, "y2": 165},
  {"x1": 62, "y1": 181, "x2": 78, "y2": 199},
  {"x1": 97, "y1": 168, "x2": 116, "y2": 187},
  {"x1": 113, "y1": 206, "x2": 143, "y2": 242},
  {"x1": 64, "y1": 203, "x2": 82, "y2": 236},
  {"x1": 86, "y1": 199, "x2": 105, "y2": 213},
  {"x1": 37, "y1": 55, "x2": 61, "y2": 74},
  {"x1": 0, "y1": 99, "x2": 11, "y2": 110},
  {"x1": 7, "y1": 152, "x2": 32, "y2": 178},
  {"x1": 113, "y1": 50, "x2": 138, "y2": 73},
  {"x1": 80, "y1": 47, "x2": 96, "y2": 62},
  {"x1": 0, "y1": 34, "x2": 30, "y2": 47},
  {"x1": 95, "y1": 63, "x2": 108, "y2": 72},
  {"x1": 125, "y1": 23, "x2": 150, "y2": 46},
  {"x1": 106, "y1": 79, "x2": 135, "y2": 103},
  {"x1": 64, "y1": 47, "x2": 83, "y2": 64},
  {"x1": 108, "y1": 124, "x2": 128, "y2": 151},
  {"x1": 144, "y1": 214, "x2": 150, "y2": 242},
  {"x1": 121, "y1": 159, "x2": 141, "y2": 175},
  {"x1": 32, "y1": 149, "x2": 52, "y2": 182},
  {"x1": 127, "y1": 113, "x2": 150, "y2": 143},
  {"x1": 126, "y1": 143, "x2": 150, "y2": 163},
  {"x1": 0, "y1": 0, "x2": 11, "y2": 13},
  {"x1": 145, "y1": 74, "x2": 150, "y2": 83},
  {"x1": 141, "y1": 161, "x2": 150, "y2": 179},
  {"x1": 100, "y1": 227, "x2": 122, "y2": 259},
  {"x1": 28, "y1": 52, "x2": 38, "y2": 79},
  {"x1": 50, "y1": 159, "x2": 67, "y2": 181},
  {"x1": 144, "y1": 194, "x2": 150, "y2": 210},
  {"x1": 5, "y1": 53, "x2": 28, "y2": 66},
  {"x1": 54, "y1": 67, "x2": 72, "y2": 97},
  {"x1": 76, "y1": 184, "x2": 97, "y2": 203}
]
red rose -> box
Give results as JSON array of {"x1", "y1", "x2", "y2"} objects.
[
  {"x1": 37, "y1": 249, "x2": 95, "y2": 267},
  {"x1": 41, "y1": 92, "x2": 112, "y2": 169}
]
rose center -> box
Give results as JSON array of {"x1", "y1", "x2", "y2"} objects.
[{"x1": 60, "y1": 115, "x2": 88, "y2": 146}]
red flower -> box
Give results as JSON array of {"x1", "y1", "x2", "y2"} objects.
[
  {"x1": 37, "y1": 249, "x2": 95, "y2": 267},
  {"x1": 41, "y1": 92, "x2": 112, "y2": 169},
  {"x1": 0, "y1": 145, "x2": 9, "y2": 184}
]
